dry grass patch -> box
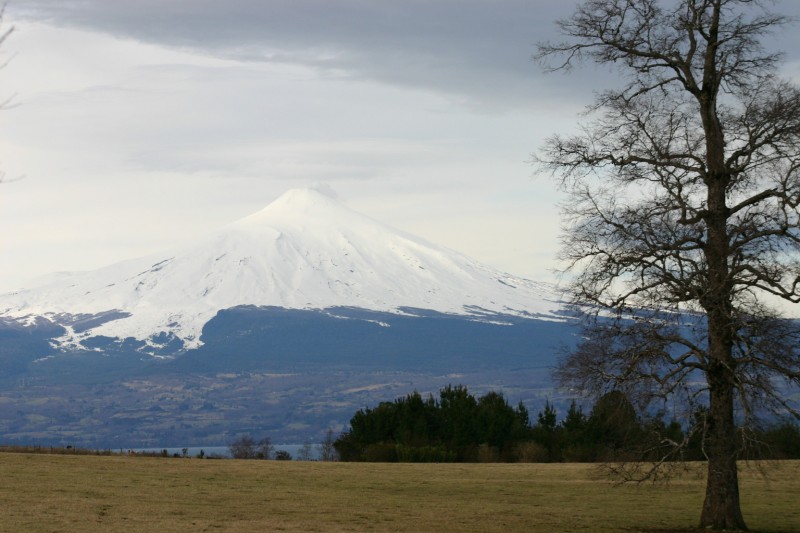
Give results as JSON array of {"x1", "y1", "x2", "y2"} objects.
[{"x1": 0, "y1": 454, "x2": 798, "y2": 532}]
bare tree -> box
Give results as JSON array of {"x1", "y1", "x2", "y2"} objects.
[
  {"x1": 228, "y1": 434, "x2": 257, "y2": 459},
  {"x1": 297, "y1": 441, "x2": 314, "y2": 461},
  {"x1": 0, "y1": 4, "x2": 12, "y2": 69},
  {"x1": 0, "y1": 3, "x2": 13, "y2": 184},
  {"x1": 318, "y1": 428, "x2": 339, "y2": 461},
  {"x1": 0, "y1": 4, "x2": 12, "y2": 104},
  {"x1": 0, "y1": 9, "x2": 12, "y2": 100},
  {"x1": 257, "y1": 437, "x2": 274, "y2": 460},
  {"x1": 536, "y1": 1, "x2": 800, "y2": 530}
]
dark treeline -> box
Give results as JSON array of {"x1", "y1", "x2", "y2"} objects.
[
  {"x1": 0, "y1": 445, "x2": 116, "y2": 456},
  {"x1": 335, "y1": 385, "x2": 531, "y2": 462},
  {"x1": 334, "y1": 386, "x2": 800, "y2": 463}
]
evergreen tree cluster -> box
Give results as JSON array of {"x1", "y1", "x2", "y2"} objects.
[
  {"x1": 335, "y1": 385, "x2": 530, "y2": 462},
  {"x1": 334, "y1": 386, "x2": 800, "y2": 463}
]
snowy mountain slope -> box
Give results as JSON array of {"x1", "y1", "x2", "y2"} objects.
[{"x1": 0, "y1": 188, "x2": 564, "y2": 352}]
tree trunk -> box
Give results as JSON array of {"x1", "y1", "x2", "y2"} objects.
[
  {"x1": 697, "y1": 64, "x2": 748, "y2": 525},
  {"x1": 699, "y1": 367, "x2": 747, "y2": 530},
  {"x1": 699, "y1": 213, "x2": 748, "y2": 530}
]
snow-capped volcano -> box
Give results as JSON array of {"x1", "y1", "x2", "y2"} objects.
[{"x1": 0, "y1": 188, "x2": 562, "y2": 351}]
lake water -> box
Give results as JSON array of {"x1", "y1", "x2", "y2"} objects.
[{"x1": 130, "y1": 444, "x2": 319, "y2": 460}]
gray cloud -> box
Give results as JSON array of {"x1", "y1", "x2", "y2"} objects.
[
  {"x1": 17, "y1": 0, "x2": 800, "y2": 111},
  {"x1": 10, "y1": 0, "x2": 583, "y2": 109},
  {"x1": 11, "y1": 1, "x2": 800, "y2": 109}
]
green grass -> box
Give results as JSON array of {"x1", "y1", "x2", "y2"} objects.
[{"x1": 1, "y1": 454, "x2": 798, "y2": 532}]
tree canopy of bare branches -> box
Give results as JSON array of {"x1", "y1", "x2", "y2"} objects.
[
  {"x1": 536, "y1": 1, "x2": 800, "y2": 530},
  {"x1": 0, "y1": 3, "x2": 13, "y2": 184}
]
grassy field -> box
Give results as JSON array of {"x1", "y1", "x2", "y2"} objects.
[{"x1": 1, "y1": 454, "x2": 799, "y2": 532}]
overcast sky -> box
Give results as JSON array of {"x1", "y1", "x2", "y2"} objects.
[{"x1": 2, "y1": 1, "x2": 800, "y2": 293}]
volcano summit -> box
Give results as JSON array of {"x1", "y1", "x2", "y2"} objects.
[
  {"x1": 0, "y1": 188, "x2": 574, "y2": 447},
  {"x1": 0, "y1": 187, "x2": 563, "y2": 354}
]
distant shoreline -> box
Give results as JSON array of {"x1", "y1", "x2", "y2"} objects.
[{"x1": 0, "y1": 443, "x2": 320, "y2": 460}]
